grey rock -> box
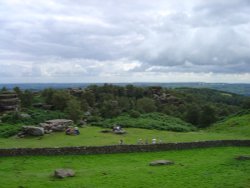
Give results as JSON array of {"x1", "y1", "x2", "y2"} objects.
[
  {"x1": 46, "y1": 119, "x2": 73, "y2": 126},
  {"x1": 44, "y1": 129, "x2": 53, "y2": 134},
  {"x1": 235, "y1": 155, "x2": 250, "y2": 160},
  {"x1": 51, "y1": 125, "x2": 65, "y2": 132},
  {"x1": 44, "y1": 119, "x2": 73, "y2": 132},
  {"x1": 114, "y1": 130, "x2": 126, "y2": 134},
  {"x1": 100, "y1": 129, "x2": 112, "y2": 133},
  {"x1": 22, "y1": 126, "x2": 44, "y2": 136},
  {"x1": 54, "y1": 169, "x2": 75, "y2": 178},
  {"x1": 149, "y1": 160, "x2": 174, "y2": 166},
  {"x1": 78, "y1": 120, "x2": 87, "y2": 127},
  {"x1": 20, "y1": 113, "x2": 31, "y2": 118}
]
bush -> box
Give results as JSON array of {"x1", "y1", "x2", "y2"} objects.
[
  {"x1": 92, "y1": 112, "x2": 196, "y2": 132},
  {"x1": 136, "y1": 98, "x2": 156, "y2": 113},
  {"x1": 129, "y1": 110, "x2": 141, "y2": 118},
  {"x1": 1, "y1": 109, "x2": 66, "y2": 125},
  {"x1": 0, "y1": 123, "x2": 23, "y2": 138}
]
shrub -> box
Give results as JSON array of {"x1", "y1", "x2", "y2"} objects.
[
  {"x1": 92, "y1": 112, "x2": 196, "y2": 132},
  {"x1": 1, "y1": 109, "x2": 66, "y2": 125},
  {"x1": 129, "y1": 110, "x2": 141, "y2": 118},
  {"x1": 0, "y1": 123, "x2": 23, "y2": 138}
]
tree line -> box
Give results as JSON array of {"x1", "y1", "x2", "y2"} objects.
[{"x1": 2, "y1": 84, "x2": 249, "y2": 128}]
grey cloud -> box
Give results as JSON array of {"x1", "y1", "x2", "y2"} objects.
[{"x1": 0, "y1": 0, "x2": 250, "y2": 82}]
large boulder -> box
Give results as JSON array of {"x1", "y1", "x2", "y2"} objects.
[
  {"x1": 149, "y1": 160, "x2": 174, "y2": 166},
  {"x1": 21, "y1": 126, "x2": 44, "y2": 136},
  {"x1": 54, "y1": 169, "x2": 75, "y2": 178}
]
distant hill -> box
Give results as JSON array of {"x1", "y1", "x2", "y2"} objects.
[
  {"x1": 208, "y1": 112, "x2": 250, "y2": 137},
  {"x1": 1, "y1": 82, "x2": 250, "y2": 95}
]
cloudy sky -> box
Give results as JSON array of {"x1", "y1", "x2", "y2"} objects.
[{"x1": 0, "y1": 0, "x2": 250, "y2": 83}]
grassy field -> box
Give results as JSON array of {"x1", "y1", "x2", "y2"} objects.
[
  {"x1": 0, "y1": 126, "x2": 249, "y2": 148},
  {"x1": 0, "y1": 112, "x2": 249, "y2": 149},
  {"x1": 0, "y1": 147, "x2": 249, "y2": 188}
]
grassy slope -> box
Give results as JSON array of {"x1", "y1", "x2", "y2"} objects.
[
  {"x1": 0, "y1": 126, "x2": 249, "y2": 148},
  {"x1": 0, "y1": 147, "x2": 249, "y2": 188},
  {"x1": 208, "y1": 113, "x2": 250, "y2": 137}
]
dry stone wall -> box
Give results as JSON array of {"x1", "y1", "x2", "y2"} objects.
[{"x1": 0, "y1": 140, "x2": 249, "y2": 157}]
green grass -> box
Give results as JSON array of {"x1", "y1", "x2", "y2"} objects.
[
  {"x1": 208, "y1": 113, "x2": 250, "y2": 137},
  {"x1": 0, "y1": 112, "x2": 249, "y2": 149},
  {"x1": 0, "y1": 147, "x2": 249, "y2": 188},
  {"x1": 94, "y1": 112, "x2": 196, "y2": 132},
  {"x1": 0, "y1": 126, "x2": 249, "y2": 148}
]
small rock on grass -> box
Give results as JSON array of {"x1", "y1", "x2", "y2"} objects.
[
  {"x1": 235, "y1": 155, "x2": 250, "y2": 160},
  {"x1": 54, "y1": 169, "x2": 75, "y2": 178},
  {"x1": 149, "y1": 160, "x2": 174, "y2": 166}
]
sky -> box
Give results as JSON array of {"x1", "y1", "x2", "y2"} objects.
[{"x1": 0, "y1": 0, "x2": 250, "y2": 83}]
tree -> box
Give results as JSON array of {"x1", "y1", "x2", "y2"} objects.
[
  {"x1": 118, "y1": 96, "x2": 131, "y2": 112},
  {"x1": 42, "y1": 88, "x2": 55, "y2": 104},
  {"x1": 13, "y1": 86, "x2": 22, "y2": 97},
  {"x1": 185, "y1": 105, "x2": 200, "y2": 126},
  {"x1": 20, "y1": 90, "x2": 33, "y2": 108},
  {"x1": 242, "y1": 98, "x2": 250, "y2": 109},
  {"x1": 100, "y1": 100, "x2": 121, "y2": 118},
  {"x1": 199, "y1": 105, "x2": 217, "y2": 128},
  {"x1": 1, "y1": 86, "x2": 7, "y2": 92},
  {"x1": 52, "y1": 90, "x2": 71, "y2": 111},
  {"x1": 80, "y1": 98, "x2": 89, "y2": 112},
  {"x1": 136, "y1": 97, "x2": 156, "y2": 113},
  {"x1": 81, "y1": 90, "x2": 95, "y2": 107},
  {"x1": 65, "y1": 98, "x2": 83, "y2": 123}
]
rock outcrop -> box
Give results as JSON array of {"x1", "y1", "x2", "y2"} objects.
[
  {"x1": 18, "y1": 126, "x2": 44, "y2": 137},
  {"x1": 0, "y1": 92, "x2": 19, "y2": 113},
  {"x1": 40, "y1": 119, "x2": 73, "y2": 132}
]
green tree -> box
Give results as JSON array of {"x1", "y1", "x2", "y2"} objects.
[
  {"x1": 1, "y1": 86, "x2": 7, "y2": 92},
  {"x1": 242, "y1": 98, "x2": 250, "y2": 109},
  {"x1": 185, "y1": 105, "x2": 200, "y2": 126},
  {"x1": 100, "y1": 100, "x2": 121, "y2": 118},
  {"x1": 20, "y1": 90, "x2": 33, "y2": 108},
  {"x1": 80, "y1": 98, "x2": 89, "y2": 112},
  {"x1": 136, "y1": 97, "x2": 156, "y2": 113},
  {"x1": 52, "y1": 90, "x2": 71, "y2": 111},
  {"x1": 13, "y1": 86, "x2": 22, "y2": 97},
  {"x1": 118, "y1": 96, "x2": 131, "y2": 112},
  {"x1": 81, "y1": 90, "x2": 95, "y2": 107},
  {"x1": 199, "y1": 105, "x2": 217, "y2": 128},
  {"x1": 42, "y1": 88, "x2": 55, "y2": 104},
  {"x1": 65, "y1": 98, "x2": 83, "y2": 123}
]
